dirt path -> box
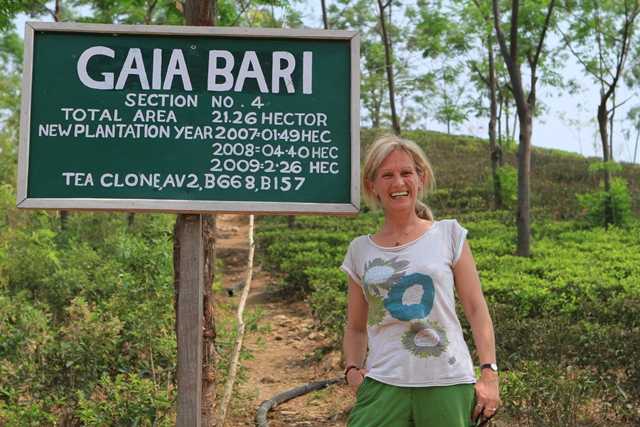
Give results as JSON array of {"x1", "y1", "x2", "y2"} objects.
[{"x1": 216, "y1": 215, "x2": 354, "y2": 427}]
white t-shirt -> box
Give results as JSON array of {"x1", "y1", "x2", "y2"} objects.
[{"x1": 340, "y1": 219, "x2": 477, "y2": 387}]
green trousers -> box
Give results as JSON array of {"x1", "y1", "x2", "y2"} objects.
[{"x1": 348, "y1": 378, "x2": 476, "y2": 427}]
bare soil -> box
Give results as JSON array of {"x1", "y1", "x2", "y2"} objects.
[{"x1": 216, "y1": 215, "x2": 354, "y2": 427}]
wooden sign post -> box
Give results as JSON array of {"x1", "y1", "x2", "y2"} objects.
[
  {"x1": 18, "y1": 22, "x2": 360, "y2": 426},
  {"x1": 176, "y1": 214, "x2": 204, "y2": 426}
]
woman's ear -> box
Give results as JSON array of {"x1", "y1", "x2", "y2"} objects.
[
  {"x1": 365, "y1": 178, "x2": 375, "y2": 191},
  {"x1": 365, "y1": 178, "x2": 379, "y2": 198}
]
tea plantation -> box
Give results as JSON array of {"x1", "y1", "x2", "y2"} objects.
[
  {"x1": 256, "y1": 129, "x2": 640, "y2": 426},
  {"x1": 1, "y1": 129, "x2": 638, "y2": 426}
]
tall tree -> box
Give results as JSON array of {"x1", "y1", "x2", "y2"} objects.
[
  {"x1": 457, "y1": 0, "x2": 505, "y2": 208},
  {"x1": 327, "y1": 0, "x2": 390, "y2": 128},
  {"x1": 559, "y1": 0, "x2": 640, "y2": 224},
  {"x1": 360, "y1": 38, "x2": 389, "y2": 128},
  {"x1": 329, "y1": 0, "x2": 408, "y2": 132},
  {"x1": 0, "y1": 31, "x2": 23, "y2": 184},
  {"x1": 433, "y1": 62, "x2": 472, "y2": 133},
  {"x1": 493, "y1": 0, "x2": 557, "y2": 257},
  {"x1": 376, "y1": 0, "x2": 401, "y2": 134},
  {"x1": 408, "y1": 0, "x2": 474, "y2": 132},
  {"x1": 25, "y1": 0, "x2": 78, "y2": 229},
  {"x1": 626, "y1": 105, "x2": 640, "y2": 163}
]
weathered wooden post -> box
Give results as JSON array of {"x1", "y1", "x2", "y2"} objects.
[{"x1": 175, "y1": 214, "x2": 204, "y2": 426}]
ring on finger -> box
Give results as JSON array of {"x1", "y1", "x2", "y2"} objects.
[
  {"x1": 486, "y1": 408, "x2": 497, "y2": 411},
  {"x1": 476, "y1": 404, "x2": 483, "y2": 408}
]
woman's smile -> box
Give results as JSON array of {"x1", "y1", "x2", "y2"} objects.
[{"x1": 391, "y1": 191, "x2": 409, "y2": 198}]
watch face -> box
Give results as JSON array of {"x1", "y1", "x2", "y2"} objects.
[{"x1": 490, "y1": 363, "x2": 498, "y2": 371}]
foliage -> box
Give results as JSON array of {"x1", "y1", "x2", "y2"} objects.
[
  {"x1": 577, "y1": 177, "x2": 633, "y2": 227},
  {"x1": 0, "y1": 209, "x2": 266, "y2": 425},
  {"x1": 76, "y1": 374, "x2": 173, "y2": 427},
  {"x1": 493, "y1": 163, "x2": 518, "y2": 207},
  {"x1": 215, "y1": 304, "x2": 269, "y2": 389},
  {"x1": 74, "y1": 0, "x2": 185, "y2": 25},
  {"x1": 0, "y1": 0, "x2": 32, "y2": 32},
  {"x1": 0, "y1": 395, "x2": 62, "y2": 427}
]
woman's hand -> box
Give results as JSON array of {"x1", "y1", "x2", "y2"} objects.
[
  {"x1": 472, "y1": 370, "x2": 500, "y2": 421},
  {"x1": 346, "y1": 368, "x2": 369, "y2": 394}
]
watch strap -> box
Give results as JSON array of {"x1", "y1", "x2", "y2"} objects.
[{"x1": 480, "y1": 363, "x2": 498, "y2": 372}]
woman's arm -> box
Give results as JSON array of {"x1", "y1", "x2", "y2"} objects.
[
  {"x1": 454, "y1": 240, "x2": 500, "y2": 419},
  {"x1": 343, "y1": 276, "x2": 369, "y2": 393}
]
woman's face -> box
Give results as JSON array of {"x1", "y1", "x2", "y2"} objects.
[{"x1": 366, "y1": 150, "x2": 425, "y2": 214}]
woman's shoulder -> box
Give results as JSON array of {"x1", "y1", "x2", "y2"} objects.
[
  {"x1": 349, "y1": 234, "x2": 372, "y2": 246},
  {"x1": 431, "y1": 219, "x2": 467, "y2": 239},
  {"x1": 434, "y1": 218, "x2": 463, "y2": 229}
]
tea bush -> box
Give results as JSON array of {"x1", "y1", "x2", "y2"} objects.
[
  {"x1": 257, "y1": 212, "x2": 640, "y2": 425},
  {"x1": 76, "y1": 374, "x2": 173, "y2": 427},
  {"x1": 0, "y1": 211, "x2": 264, "y2": 425},
  {"x1": 577, "y1": 177, "x2": 633, "y2": 227}
]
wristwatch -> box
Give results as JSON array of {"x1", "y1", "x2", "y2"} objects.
[{"x1": 480, "y1": 363, "x2": 498, "y2": 372}]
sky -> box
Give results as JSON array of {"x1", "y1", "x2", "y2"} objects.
[{"x1": 13, "y1": 8, "x2": 640, "y2": 165}]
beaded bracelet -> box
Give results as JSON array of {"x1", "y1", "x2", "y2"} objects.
[{"x1": 344, "y1": 365, "x2": 359, "y2": 382}]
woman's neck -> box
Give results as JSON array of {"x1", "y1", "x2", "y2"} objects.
[{"x1": 384, "y1": 210, "x2": 418, "y2": 232}]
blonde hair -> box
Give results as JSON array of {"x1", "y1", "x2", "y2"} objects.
[{"x1": 362, "y1": 134, "x2": 435, "y2": 220}]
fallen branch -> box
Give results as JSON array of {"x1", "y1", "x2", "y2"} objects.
[
  {"x1": 216, "y1": 215, "x2": 256, "y2": 427},
  {"x1": 254, "y1": 378, "x2": 343, "y2": 427}
]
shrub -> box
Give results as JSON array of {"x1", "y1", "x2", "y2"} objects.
[
  {"x1": 75, "y1": 374, "x2": 173, "y2": 427},
  {"x1": 494, "y1": 163, "x2": 518, "y2": 208},
  {"x1": 577, "y1": 177, "x2": 632, "y2": 227}
]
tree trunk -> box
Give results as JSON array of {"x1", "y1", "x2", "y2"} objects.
[
  {"x1": 201, "y1": 214, "x2": 217, "y2": 426},
  {"x1": 504, "y1": 96, "x2": 509, "y2": 152},
  {"x1": 174, "y1": 2, "x2": 218, "y2": 426},
  {"x1": 53, "y1": 0, "x2": 67, "y2": 230},
  {"x1": 377, "y1": 0, "x2": 401, "y2": 135},
  {"x1": 597, "y1": 98, "x2": 612, "y2": 191},
  {"x1": 320, "y1": 0, "x2": 329, "y2": 29},
  {"x1": 372, "y1": 93, "x2": 382, "y2": 128},
  {"x1": 488, "y1": 42, "x2": 503, "y2": 210},
  {"x1": 60, "y1": 210, "x2": 68, "y2": 231},
  {"x1": 597, "y1": 98, "x2": 615, "y2": 226},
  {"x1": 184, "y1": 0, "x2": 217, "y2": 26},
  {"x1": 634, "y1": 127, "x2": 639, "y2": 164},
  {"x1": 516, "y1": 108, "x2": 531, "y2": 257}
]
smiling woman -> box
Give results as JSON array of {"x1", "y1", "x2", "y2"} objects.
[{"x1": 340, "y1": 134, "x2": 500, "y2": 427}]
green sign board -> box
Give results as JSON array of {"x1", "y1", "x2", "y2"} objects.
[{"x1": 17, "y1": 23, "x2": 360, "y2": 215}]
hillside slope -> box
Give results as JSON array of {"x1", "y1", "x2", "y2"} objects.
[{"x1": 360, "y1": 129, "x2": 640, "y2": 221}]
